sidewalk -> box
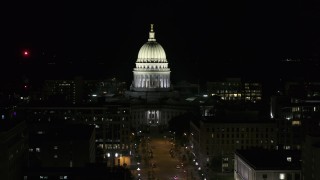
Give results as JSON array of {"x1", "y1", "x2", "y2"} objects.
[{"x1": 180, "y1": 148, "x2": 202, "y2": 180}]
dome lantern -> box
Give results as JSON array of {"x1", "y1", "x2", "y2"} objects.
[{"x1": 148, "y1": 24, "x2": 156, "y2": 41}]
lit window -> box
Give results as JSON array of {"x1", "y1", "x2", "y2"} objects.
[
  {"x1": 279, "y1": 173, "x2": 285, "y2": 179},
  {"x1": 287, "y1": 157, "x2": 292, "y2": 162},
  {"x1": 36, "y1": 148, "x2": 41, "y2": 152},
  {"x1": 292, "y1": 120, "x2": 301, "y2": 126},
  {"x1": 54, "y1": 146, "x2": 58, "y2": 150},
  {"x1": 59, "y1": 176, "x2": 68, "y2": 179},
  {"x1": 54, "y1": 155, "x2": 58, "y2": 158}
]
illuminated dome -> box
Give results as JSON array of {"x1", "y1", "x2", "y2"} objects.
[
  {"x1": 136, "y1": 25, "x2": 167, "y2": 63},
  {"x1": 131, "y1": 24, "x2": 171, "y2": 91}
]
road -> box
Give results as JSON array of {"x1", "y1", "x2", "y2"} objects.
[{"x1": 137, "y1": 134, "x2": 194, "y2": 180}]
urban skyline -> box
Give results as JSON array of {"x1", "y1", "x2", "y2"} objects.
[{"x1": 1, "y1": 1, "x2": 320, "y2": 180}]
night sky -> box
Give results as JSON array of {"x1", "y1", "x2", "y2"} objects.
[{"x1": 2, "y1": 0, "x2": 320, "y2": 86}]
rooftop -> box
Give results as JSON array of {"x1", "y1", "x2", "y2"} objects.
[{"x1": 236, "y1": 149, "x2": 301, "y2": 170}]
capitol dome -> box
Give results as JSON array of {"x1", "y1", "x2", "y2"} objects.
[
  {"x1": 131, "y1": 24, "x2": 171, "y2": 91},
  {"x1": 136, "y1": 24, "x2": 167, "y2": 63}
]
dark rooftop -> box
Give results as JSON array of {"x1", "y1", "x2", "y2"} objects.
[
  {"x1": 235, "y1": 149, "x2": 301, "y2": 170},
  {"x1": 202, "y1": 111, "x2": 272, "y2": 123}
]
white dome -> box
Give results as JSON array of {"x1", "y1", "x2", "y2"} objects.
[
  {"x1": 137, "y1": 41, "x2": 167, "y2": 63},
  {"x1": 131, "y1": 24, "x2": 171, "y2": 91},
  {"x1": 136, "y1": 24, "x2": 167, "y2": 63}
]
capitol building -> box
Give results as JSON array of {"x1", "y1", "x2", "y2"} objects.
[
  {"x1": 131, "y1": 24, "x2": 171, "y2": 91},
  {"x1": 126, "y1": 24, "x2": 192, "y2": 131}
]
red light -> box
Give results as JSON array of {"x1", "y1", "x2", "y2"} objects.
[{"x1": 23, "y1": 50, "x2": 29, "y2": 57}]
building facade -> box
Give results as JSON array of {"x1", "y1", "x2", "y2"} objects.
[
  {"x1": 17, "y1": 104, "x2": 131, "y2": 167},
  {"x1": 28, "y1": 124, "x2": 95, "y2": 168},
  {"x1": 234, "y1": 149, "x2": 301, "y2": 180},
  {"x1": 0, "y1": 119, "x2": 28, "y2": 180},
  {"x1": 302, "y1": 135, "x2": 320, "y2": 180},
  {"x1": 206, "y1": 78, "x2": 262, "y2": 103},
  {"x1": 190, "y1": 116, "x2": 277, "y2": 173}
]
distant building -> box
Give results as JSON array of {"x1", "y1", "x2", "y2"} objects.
[
  {"x1": 234, "y1": 149, "x2": 301, "y2": 180},
  {"x1": 206, "y1": 78, "x2": 262, "y2": 103},
  {"x1": 28, "y1": 123, "x2": 95, "y2": 168},
  {"x1": 43, "y1": 79, "x2": 77, "y2": 104},
  {"x1": 270, "y1": 95, "x2": 320, "y2": 150},
  {"x1": 189, "y1": 112, "x2": 277, "y2": 173},
  {"x1": 0, "y1": 119, "x2": 28, "y2": 180},
  {"x1": 284, "y1": 81, "x2": 320, "y2": 98},
  {"x1": 17, "y1": 104, "x2": 131, "y2": 167},
  {"x1": 173, "y1": 81, "x2": 200, "y2": 98},
  {"x1": 302, "y1": 135, "x2": 320, "y2": 180},
  {"x1": 41, "y1": 77, "x2": 127, "y2": 105}
]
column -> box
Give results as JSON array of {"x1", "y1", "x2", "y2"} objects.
[
  {"x1": 143, "y1": 77, "x2": 145, "y2": 88},
  {"x1": 164, "y1": 77, "x2": 167, "y2": 88}
]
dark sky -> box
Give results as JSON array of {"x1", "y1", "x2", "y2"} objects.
[{"x1": 2, "y1": 0, "x2": 320, "y2": 84}]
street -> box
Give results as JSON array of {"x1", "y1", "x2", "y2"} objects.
[{"x1": 136, "y1": 133, "x2": 199, "y2": 180}]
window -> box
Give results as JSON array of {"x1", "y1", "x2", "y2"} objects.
[
  {"x1": 263, "y1": 174, "x2": 267, "y2": 179},
  {"x1": 279, "y1": 173, "x2": 285, "y2": 179},
  {"x1": 292, "y1": 120, "x2": 301, "y2": 126}
]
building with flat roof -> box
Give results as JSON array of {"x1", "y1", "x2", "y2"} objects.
[
  {"x1": 234, "y1": 149, "x2": 301, "y2": 180},
  {"x1": 28, "y1": 123, "x2": 95, "y2": 168},
  {"x1": 189, "y1": 112, "x2": 277, "y2": 173},
  {"x1": 206, "y1": 78, "x2": 262, "y2": 103},
  {"x1": 17, "y1": 104, "x2": 131, "y2": 167}
]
